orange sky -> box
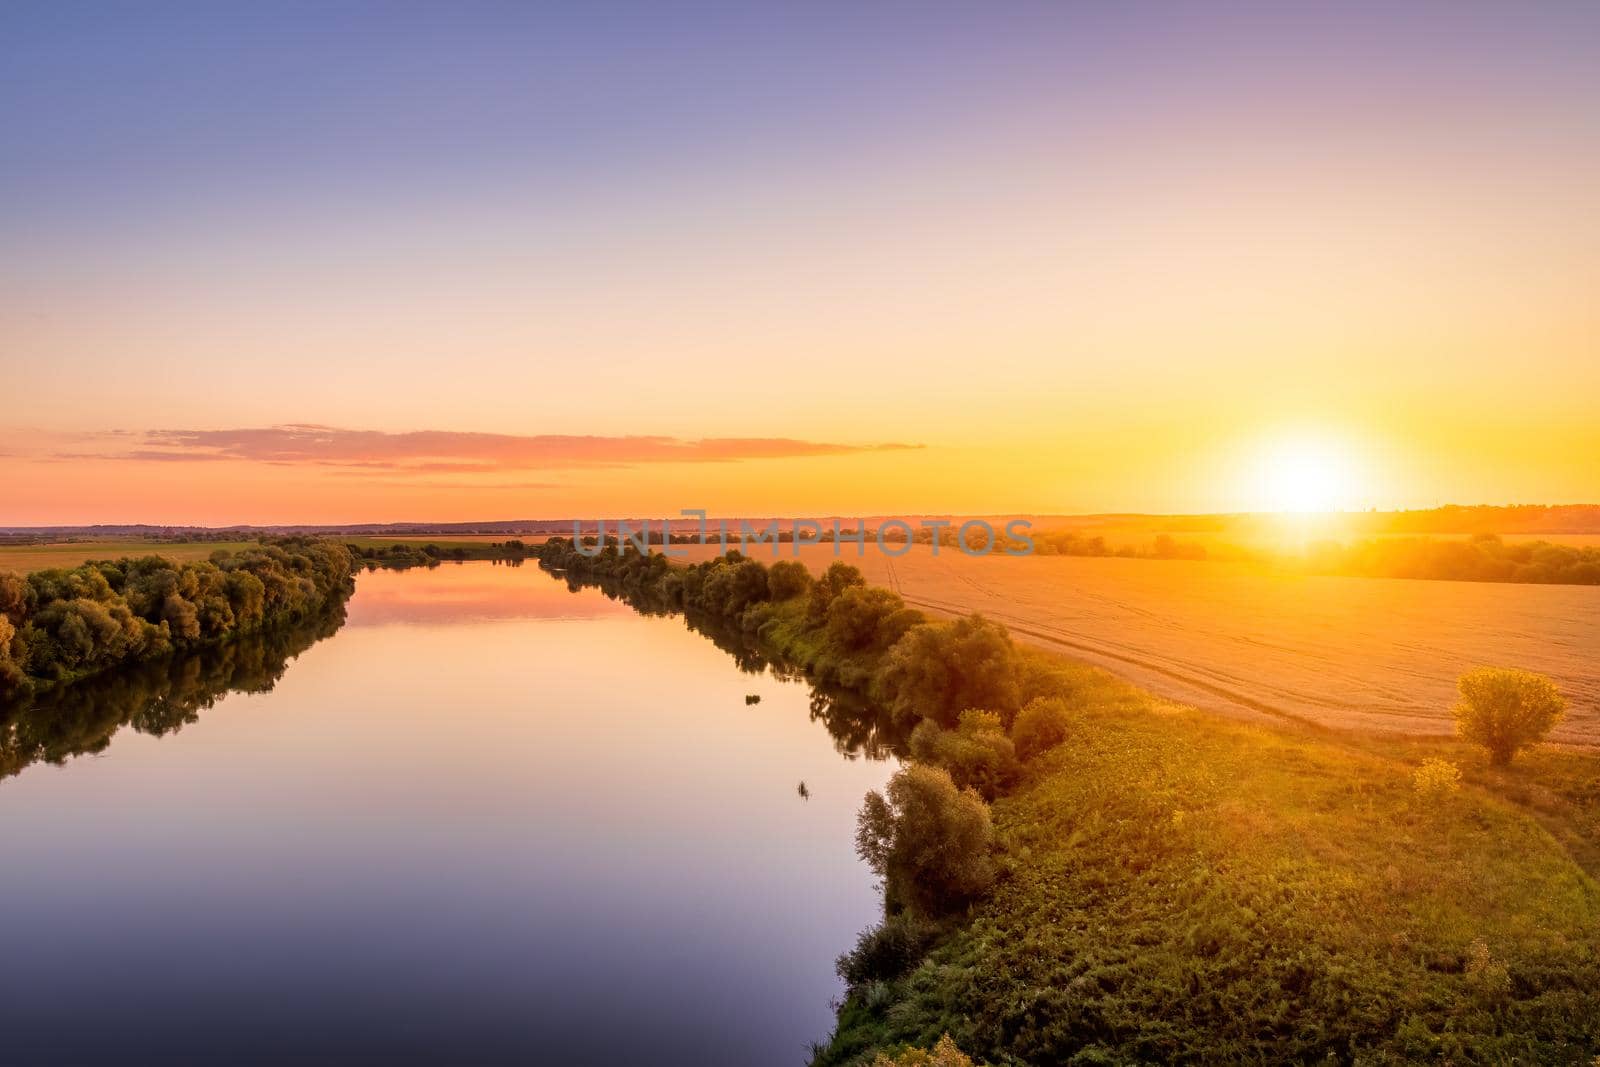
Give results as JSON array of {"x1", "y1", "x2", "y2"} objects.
[{"x1": 4, "y1": 5, "x2": 1597, "y2": 525}]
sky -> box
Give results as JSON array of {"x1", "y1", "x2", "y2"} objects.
[{"x1": 2, "y1": 1, "x2": 1597, "y2": 524}]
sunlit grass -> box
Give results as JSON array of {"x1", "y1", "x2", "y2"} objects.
[{"x1": 819, "y1": 654, "x2": 1600, "y2": 1064}]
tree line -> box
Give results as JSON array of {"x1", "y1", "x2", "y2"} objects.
[
  {"x1": 1304, "y1": 533, "x2": 1600, "y2": 584},
  {"x1": 0, "y1": 539, "x2": 354, "y2": 701},
  {"x1": 537, "y1": 537, "x2": 1074, "y2": 915},
  {"x1": 346, "y1": 539, "x2": 533, "y2": 568}
]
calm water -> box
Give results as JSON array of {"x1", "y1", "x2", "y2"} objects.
[{"x1": 0, "y1": 564, "x2": 895, "y2": 1065}]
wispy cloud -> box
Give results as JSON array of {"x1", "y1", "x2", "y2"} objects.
[{"x1": 42, "y1": 424, "x2": 922, "y2": 473}]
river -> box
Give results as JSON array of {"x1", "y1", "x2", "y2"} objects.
[{"x1": 0, "y1": 563, "x2": 896, "y2": 1065}]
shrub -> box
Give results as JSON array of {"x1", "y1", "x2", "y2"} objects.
[
  {"x1": 909, "y1": 710, "x2": 1020, "y2": 800},
  {"x1": 1413, "y1": 757, "x2": 1463, "y2": 797},
  {"x1": 856, "y1": 764, "x2": 996, "y2": 915},
  {"x1": 1453, "y1": 667, "x2": 1566, "y2": 766},
  {"x1": 827, "y1": 586, "x2": 915, "y2": 653},
  {"x1": 876, "y1": 606, "x2": 926, "y2": 650},
  {"x1": 766, "y1": 559, "x2": 812, "y2": 600},
  {"x1": 1011, "y1": 696, "x2": 1072, "y2": 761},
  {"x1": 836, "y1": 912, "x2": 939, "y2": 989},
  {"x1": 1017, "y1": 656, "x2": 1081, "y2": 705},
  {"x1": 0, "y1": 571, "x2": 28, "y2": 624},
  {"x1": 697, "y1": 558, "x2": 772, "y2": 617},
  {"x1": 869, "y1": 1035, "x2": 974, "y2": 1067},
  {"x1": 807, "y1": 561, "x2": 866, "y2": 622},
  {"x1": 875, "y1": 615, "x2": 1022, "y2": 728},
  {"x1": 0, "y1": 614, "x2": 25, "y2": 698}
]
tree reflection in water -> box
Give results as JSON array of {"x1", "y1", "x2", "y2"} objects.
[
  {"x1": 556, "y1": 572, "x2": 909, "y2": 762},
  {"x1": 1, "y1": 597, "x2": 349, "y2": 781}
]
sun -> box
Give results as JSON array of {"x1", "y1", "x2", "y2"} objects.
[{"x1": 1254, "y1": 435, "x2": 1355, "y2": 513}]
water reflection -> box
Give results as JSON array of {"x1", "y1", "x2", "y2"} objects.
[
  {"x1": 0, "y1": 565, "x2": 895, "y2": 1065},
  {"x1": 1, "y1": 598, "x2": 348, "y2": 782},
  {"x1": 554, "y1": 572, "x2": 909, "y2": 762}
]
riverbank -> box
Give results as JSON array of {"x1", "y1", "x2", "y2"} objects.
[
  {"x1": 0, "y1": 540, "x2": 353, "y2": 704},
  {"x1": 538, "y1": 538, "x2": 1600, "y2": 1063}
]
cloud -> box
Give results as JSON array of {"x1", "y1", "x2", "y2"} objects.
[
  {"x1": 99, "y1": 424, "x2": 923, "y2": 471},
  {"x1": 383, "y1": 481, "x2": 566, "y2": 491},
  {"x1": 125, "y1": 449, "x2": 233, "y2": 462}
]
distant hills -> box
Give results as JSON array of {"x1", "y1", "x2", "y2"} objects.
[{"x1": 4, "y1": 505, "x2": 1599, "y2": 540}]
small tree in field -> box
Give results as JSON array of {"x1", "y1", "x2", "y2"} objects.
[{"x1": 1453, "y1": 667, "x2": 1566, "y2": 766}]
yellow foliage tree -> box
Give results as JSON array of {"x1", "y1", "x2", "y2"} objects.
[{"x1": 1453, "y1": 667, "x2": 1566, "y2": 766}]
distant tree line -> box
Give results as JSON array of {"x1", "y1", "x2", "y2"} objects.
[
  {"x1": 1026, "y1": 530, "x2": 1210, "y2": 560},
  {"x1": 1009, "y1": 527, "x2": 1600, "y2": 582},
  {"x1": 0, "y1": 539, "x2": 353, "y2": 701},
  {"x1": 346, "y1": 539, "x2": 532, "y2": 569},
  {"x1": 1305, "y1": 534, "x2": 1600, "y2": 585}
]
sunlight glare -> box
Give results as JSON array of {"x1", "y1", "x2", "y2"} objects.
[{"x1": 1254, "y1": 435, "x2": 1356, "y2": 514}]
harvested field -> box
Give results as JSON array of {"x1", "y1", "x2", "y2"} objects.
[
  {"x1": 0, "y1": 540, "x2": 261, "y2": 573},
  {"x1": 674, "y1": 543, "x2": 1600, "y2": 743}
]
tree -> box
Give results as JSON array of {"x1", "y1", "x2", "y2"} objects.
[
  {"x1": 1453, "y1": 666, "x2": 1566, "y2": 766},
  {"x1": 698, "y1": 558, "x2": 770, "y2": 616},
  {"x1": 827, "y1": 586, "x2": 912, "y2": 653},
  {"x1": 0, "y1": 614, "x2": 25, "y2": 698},
  {"x1": 909, "y1": 709, "x2": 1020, "y2": 800},
  {"x1": 807, "y1": 561, "x2": 866, "y2": 622},
  {"x1": 766, "y1": 559, "x2": 811, "y2": 600},
  {"x1": 875, "y1": 615, "x2": 1022, "y2": 727},
  {"x1": 0, "y1": 543, "x2": 352, "y2": 693},
  {"x1": 836, "y1": 912, "x2": 938, "y2": 989},
  {"x1": 1011, "y1": 696, "x2": 1072, "y2": 761},
  {"x1": 0, "y1": 571, "x2": 29, "y2": 624},
  {"x1": 857, "y1": 764, "x2": 995, "y2": 914}
]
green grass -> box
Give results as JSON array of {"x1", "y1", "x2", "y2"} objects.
[
  {"x1": 0, "y1": 541, "x2": 261, "y2": 574},
  {"x1": 818, "y1": 655, "x2": 1600, "y2": 1065}
]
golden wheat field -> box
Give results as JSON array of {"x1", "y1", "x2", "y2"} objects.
[
  {"x1": 677, "y1": 542, "x2": 1600, "y2": 744},
  {"x1": 0, "y1": 541, "x2": 261, "y2": 573}
]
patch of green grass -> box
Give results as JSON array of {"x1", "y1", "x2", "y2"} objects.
[
  {"x1": 1358, "y1": 734, "x2": 1600, "y2": 879},
  {"x1": 819, "y1": 659, "x2": 1600, "y2": 1065}
]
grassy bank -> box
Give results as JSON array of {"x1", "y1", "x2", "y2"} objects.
[
  {"x1": 821, "y1": 660, "x2": 1600, "y2": 1064},
  {"x1": 538, "y1": 538, "x2": 1600, "y2": 1064}
]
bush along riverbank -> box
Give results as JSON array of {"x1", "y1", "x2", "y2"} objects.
[
  {"x1": 537, "y1": 537, "x2": 1600, "y2": 1064},
  {"x1": 0, "y1": 539, "x2": 354, "y2": 704}
]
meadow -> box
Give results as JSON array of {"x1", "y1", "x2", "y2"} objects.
[
  {"x1": 819, "y1": 656, "x2": 1600, "y2": 1064},
  {"x1": 676, "y1": 544, "x2": 1600, "y2": 744}
]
